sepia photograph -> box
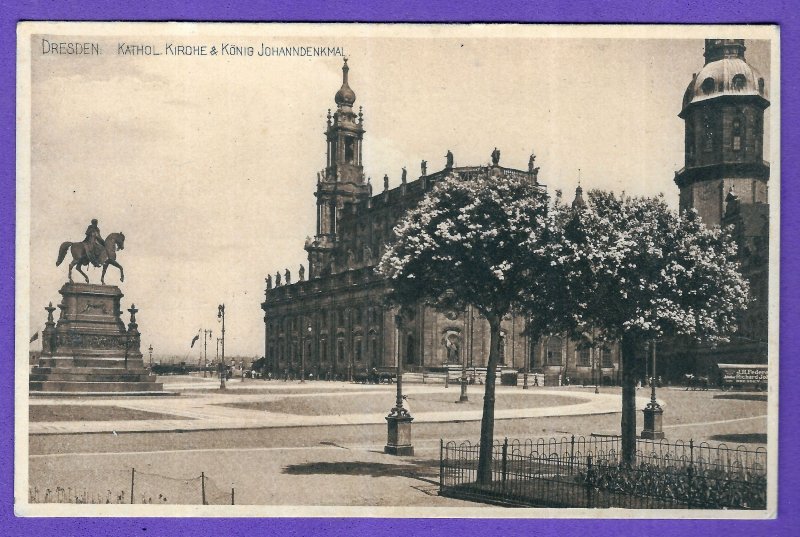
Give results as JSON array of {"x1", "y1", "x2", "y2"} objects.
[{"x1": 14, "y1": 23, "x2": 779, "y2": 518}]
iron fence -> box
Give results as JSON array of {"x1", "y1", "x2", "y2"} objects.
[{"x1": 439, "y1": 436, "x2": 767, "y2": 509}]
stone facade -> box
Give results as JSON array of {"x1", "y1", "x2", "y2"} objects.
[{"x1": 261, "y1": 60, "x2": 621, "y2": 384}]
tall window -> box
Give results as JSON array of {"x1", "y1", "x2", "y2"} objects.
[
  {"x1": 499, "y1": 333, "x2": 506, "y2": 364},
  {"x1": 406, "y1": 335, "x2": 416, "y2": 365},
  {"x1": 354, "y1": 338, "x2": 362, "y2": 363},
  {"x1": 345, "y1": 137, "x2": 355, "y2": 164},
  {"x1": 754, "y1": 115, "x2": 763, "y2": 155},
  {"x1": 320, "y1": 339, "x2": 327, "y2": 364},
  {"x1": 577, "y1": 347, "x2": 590, "y2": 367},
  {"x1": 371, "y1": 337, "x2": 379, "y2": 366},
  {"x1": 732, "y1": 118, "x2": 743, "y2": 151},
  {"x1": 337, "y1": 339, "x2": 344, "y2": 364},
  {"x1": 601, "y1": 348, "x2": 613, "y2": 368},
  {"x1": 686, "y1": 120, "x2": 695, "y2": 162},
  {"x1": 546, "y1": 337, "x2": 563, "y2": 366},
  {"x1": 703, "y1": 112, "x2": 714, "y2": 152}
]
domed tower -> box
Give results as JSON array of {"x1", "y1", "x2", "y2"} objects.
[
  {"x1": 306, "y1": 59, "x2": 370, "y2": 278},
  {"x1": 674, "y1": 39, "x2": 769, "y2": 226}
]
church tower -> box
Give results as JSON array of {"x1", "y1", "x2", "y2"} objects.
[
  {"x1": 306, "y1": 59, "x2": 370, "y2": 278},
  {"x1": 674, "y1": 39, "x2": 769, "y2": 226}
]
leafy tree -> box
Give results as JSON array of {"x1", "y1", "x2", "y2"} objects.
[
  {"x1": 378, "y1": 170, "x2": 555, "y2": 483},
  {"x1": 551, "y1": 191, "x2": 749, "y2": 464}
]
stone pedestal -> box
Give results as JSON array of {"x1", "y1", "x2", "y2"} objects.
[
  {"x1": 30, "y1": 283, "x2": 164, "y2": 395},
  {"x1": 641, "y1": 403, "x2": 665, "y2": 440},
  {"x1": 384, "y1": 414, "x2": 414, "y2": 456}
]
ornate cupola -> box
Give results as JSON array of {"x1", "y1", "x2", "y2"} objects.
[
  {"x1": 675, "y1": 39, "x2": 770, "y2": 227},
  {"x1": 306, "y1": 59, "x2": 370, "y2": 279},
  {"x1": 571, "y1": 184, "x2": 587, "y2": 210}
]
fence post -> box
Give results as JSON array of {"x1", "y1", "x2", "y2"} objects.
[
  {"x1": 688, "y1": 439, "x2": 694, "y2": 509},
  {"x1": 130, "y1": 468, "x2": 135, "y2": 504},
  {"x1": 501, "y1": 437, "x2": 509, "y2": 491},
  {"x1": 570, "y1": 434, "x2": 576, "y2": 472},
  {"x1": 201, "y1": 472, "x2": 206, "y2": 505},
  {"x1": 585, "y1": 455, "x2": 594, "y2": 508},
  {"x1": 439, "y1": 439, "x2": 444, "y2": 491},
  {"x1": 231, "y1": 487, "x2": 235, "y2": 505}
]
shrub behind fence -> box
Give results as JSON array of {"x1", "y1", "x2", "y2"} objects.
[{"x1": 439, "y1": 436, "x2": 767, "y2": 509}]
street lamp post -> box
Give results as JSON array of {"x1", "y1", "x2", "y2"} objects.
[
  {"x1": 641, "y1": 340, "x2": 665, "y2": 439},
  {"x1": 218, "y1": 304, "x2": 226, "y2": 390},
  {"x1": 457, "y1": 307, "x2": 468, "y2": 403},
  {"x1": 148, "y1": 344, "x2": 153, "y2": 369},
  {"x1": 594, "y1": 352, "x2": 600, "y2": 394},
  {"x1": 301, "y1": 324, "x2": 311, "y2": 383},
  {"x1": 385, "y1": 311, "x2": 413, "y2": 456},
  {"x1": 203, "y1": 330, "x2": 212, "y2": 378}
]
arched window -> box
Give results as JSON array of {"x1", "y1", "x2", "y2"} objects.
[
  {"x1": 701, "y1": 77, "x2": 716, "y2": 95},
  {"x1": 732, "y1": 117, "x2": 743, "y2": 151},
  {"x1": 703, "y1": 112, "x2": 714, "y2": 152},
  {"x1": 371, "y1": 337, "x2": 379, "y2": 366},
  {"x1": 406, "y1": 335, "x2": 416, "y2": 365},
  {"x1": 345, "y1": 137, "x2": 355, "y2": 164},
  {"x1": 354, "y1": 338, "x2": 363, "y2": 363},
  {"x1": 601, "y1": 348, "x2": 613, "y2": 368},
  {"x1": 577, "y1": 347, "x2": 590, "y2": 367},
  {"x1": 732, "y1": 73, "x2": 746, "y2": 90},
  {"x1": 546, "y1": 337, "x2": 563, "y2": 366},
  {"x1": 754, "y1": 115, "x2": 763, "y2": 156}
]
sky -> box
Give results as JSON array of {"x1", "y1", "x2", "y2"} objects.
[{"x1": 21, "y1": 24, "x2": 773, "y2": 359}]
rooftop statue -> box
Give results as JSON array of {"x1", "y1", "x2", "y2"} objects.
[
  {"x1": 421, "y1": 160, "x2": 427, "y2": 176},
  {"x1": 445, "y1": 150, "x2": 454, "y2": 169},
  {"x1": 491, "y1": 147, "x2": 501, "y2": 166},
  {"x1": 56, "y1": 219, "x2": 125, "y2": 285}
]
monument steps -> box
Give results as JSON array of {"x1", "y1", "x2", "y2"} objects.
[
  {"x1": 30, "y1": 371, "x2": 156, "y2": 383},
  {"x1": 29, "y1": 380, "x2": 163, "y2": 393},
  {"x1": 31, "y1": 282, "x2": 166, "y2": 396}
]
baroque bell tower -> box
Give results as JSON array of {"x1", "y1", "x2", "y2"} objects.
[
  {"x1": 306, "y1": 59, "x2": 369, "y2": 278},
  {"x1": 674, "y1": 39, "x2": 770, "y2": 226}
]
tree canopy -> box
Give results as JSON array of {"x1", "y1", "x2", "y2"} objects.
[
  {"x1": 549, "y1": 190, "x2": 749, "y2": 463},
  {"x1": 378, "y1": 169, "x2": 554, "y2": 483}
]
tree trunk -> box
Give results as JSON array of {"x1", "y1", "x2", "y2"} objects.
[
  {"x1": 620, "y1": 333, "x2": 639, "y2": 466},
  {"x1": 477, "y1": 313, "x2": 502, "y2": 484}
]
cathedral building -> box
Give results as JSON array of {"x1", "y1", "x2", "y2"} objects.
[
  {"x1": 261, "y1": 59, "x2": 621, "y2": 384},
  {"x1": 672, "y1": 39, "x2": 770, "y2": 372}
]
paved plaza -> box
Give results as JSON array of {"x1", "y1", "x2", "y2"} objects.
[{"x1": 27, "y1": 376, "x2": 769, "y2": 507}]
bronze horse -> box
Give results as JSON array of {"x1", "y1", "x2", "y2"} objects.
[{"x1": 56, "y1": 232, "x2": 125, "y2": 285}]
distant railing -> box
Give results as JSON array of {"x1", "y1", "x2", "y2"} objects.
[{"x1": 439, "y1": 436, "x2": 767, "y2": 509}]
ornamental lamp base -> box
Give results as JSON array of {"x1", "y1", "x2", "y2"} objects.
[
  {"x1": 641, "y1": 404, "x2": 665, "y2": 440},
  {"x1": 384, "y1": 414, "x2": 414, "y2": 456}
]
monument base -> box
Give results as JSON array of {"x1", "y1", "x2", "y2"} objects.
[
  {"x1": 384, "y1": 414, "x2": 414, "y2": 456},
  {"x1": 641, "y1": 405, "x2": 665, "y2": 440},
  {"x1": 30, "y1": 283, "x2": 164, "y2": 395}
]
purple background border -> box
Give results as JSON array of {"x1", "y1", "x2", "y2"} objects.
[{"x1": 1, "y1": 1, "x2": 797, "y2": 535}]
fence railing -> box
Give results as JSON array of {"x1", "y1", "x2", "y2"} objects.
[
  {"x1": 439, "y1": 436, "x2": 767, "y2": 509},
  {"x1": 29, "y1": 467, "x2": 236, "y2": 505}
]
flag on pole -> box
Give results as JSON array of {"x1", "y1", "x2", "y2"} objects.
[
  {"x1": 190, "y1": 334, "x2": 200, "y2": 348},
  {"x1": 30, "y1": 332, "x2": 39, "y2": 343}
]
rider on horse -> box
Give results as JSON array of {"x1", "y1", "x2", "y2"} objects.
[{"x1": 84, "y1": 219, "x2": 105, "y2": 267}]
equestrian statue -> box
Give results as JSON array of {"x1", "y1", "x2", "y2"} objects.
[{"x1": 56, "y1": 218, "x2": 126, "y2": 285}]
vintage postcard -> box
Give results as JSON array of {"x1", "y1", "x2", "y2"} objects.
[{"x1": 15, "y1": 22, "x2": 779, "y2": 517}]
